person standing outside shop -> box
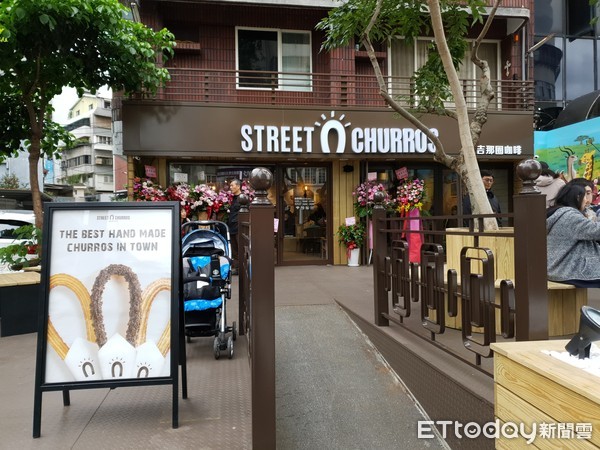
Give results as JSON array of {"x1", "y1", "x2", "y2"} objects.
[
  {"x1": 462, "y1": 170, "x2": 502, "y2": 225},
  {"x1": 227, "y1": 179, "x2": 242, "y2": 274}
]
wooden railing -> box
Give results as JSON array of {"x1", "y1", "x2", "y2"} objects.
[
  {"x1": 371, "y1": 160, "x2": 556, "y2": 371},
  {"x1": 145, "y1": 68, "x2": 535, "y2": 112}
]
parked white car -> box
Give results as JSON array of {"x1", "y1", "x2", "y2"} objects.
[{"x1": 0, "y1": 210, "x2": 37, "y2": 272}]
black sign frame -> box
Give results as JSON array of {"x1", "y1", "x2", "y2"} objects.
[{"x1": 33, "y1": 202, "x2": 184, "y2": 438}]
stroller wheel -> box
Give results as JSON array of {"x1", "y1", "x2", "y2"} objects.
[
  {"x1": 232, "y1": 321, "x2": 237, "y2": 341},
  {"x1": 213, "y1": 337, "x2": 221, "y2": 360},
  {"x1": 227, "y1": 336, "x2": 234, "y2": 359}
]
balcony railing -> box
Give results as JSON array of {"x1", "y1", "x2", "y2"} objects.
[{"x1": 145, "y1": 68, "x2": 534, "y2": 112}]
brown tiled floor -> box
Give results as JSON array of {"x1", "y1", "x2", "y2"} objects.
[{"x1": 9, "y1": 264, "x2": 591, "y2": 449}]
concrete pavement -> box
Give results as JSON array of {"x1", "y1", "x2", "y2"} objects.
[{"x1": 0, "y1": 265, "x2": 448, "y2": 449}]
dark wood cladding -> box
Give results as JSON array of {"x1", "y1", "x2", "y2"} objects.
[{"x1": 135, "y1": 1, "x2": 533, "y2": 110}]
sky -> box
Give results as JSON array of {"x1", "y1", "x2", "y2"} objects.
[{"x1": 51, "y1": 85, "x2": 112, "y2": 124}]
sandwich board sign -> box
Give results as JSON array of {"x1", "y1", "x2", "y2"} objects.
[{"x1": 33, "y1": 202, "x2": 184, "y2": 437}]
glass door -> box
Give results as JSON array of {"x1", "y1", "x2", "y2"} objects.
[{"x1": 278, "y1": 165, "x2": 330, "y2": 264}]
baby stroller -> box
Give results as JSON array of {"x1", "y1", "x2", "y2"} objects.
[{"x1": 181, "y1": 220, "x2": 237, "y2": 359}]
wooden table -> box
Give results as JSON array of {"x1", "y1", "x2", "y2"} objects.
[{"x1": 492, "y1": 340, "x2": 600, "y2": 448}]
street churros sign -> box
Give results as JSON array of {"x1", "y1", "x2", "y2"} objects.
[{"x1": 34, "y1": 203, "x2": 180, "y2": 385}]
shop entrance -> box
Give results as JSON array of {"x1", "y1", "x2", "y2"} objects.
[
  {"x1": 276, "y1": 165, "x2": 330, "y2": 265},
  {"x1": 165, "y1": 160, "x2": 331, "y2": 266}
]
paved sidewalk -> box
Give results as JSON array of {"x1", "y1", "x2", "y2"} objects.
[
  {"x1": 274, "y1": 266, "x2": 446, "y2": 449},
  {"x1": 0, "y1": 266, "x2": 446, "y2": 449},
  {"x1": 276, "y1": 304, "x2": 445, "y2": 449}
]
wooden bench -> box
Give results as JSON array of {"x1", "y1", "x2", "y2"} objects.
[
  {"x1": 442, "y1": 279, "x2": 587, "y2": 337},
  {"x1": 443, "y1": 231, "x2": 587, "y2": 337}
]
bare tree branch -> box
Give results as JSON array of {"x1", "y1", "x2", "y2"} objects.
[
  {"x1": 470, "y1": 0, "x2": 502, "y2": 146},
  {"x1": 362, "y1": 0, "x2": 457, "y2": 169}
]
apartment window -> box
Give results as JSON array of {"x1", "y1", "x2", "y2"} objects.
[
  {"x1": 97, "y1": 136, "x2": 113, "y2": 145},
  {"x1": 390, "y1": 38, "x2": 499, "y2": 108},
  {"x1": 88, "y1": 104, "x2": 94, "y2": 110},
  {"x1": 104, "y1": 100, "x2": 111, "y2": 109},
  {"x1": 68, "y1": 155, "x2": 92, "y2": 167},
  {"x1": 236, "y1": 28, "x2": 311, "y2": 91}
]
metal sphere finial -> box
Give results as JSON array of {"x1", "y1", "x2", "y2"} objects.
[
  {"x1": 239, "y1": 193, "x2": 250, "y2": 213},
  {"x1": 516, "y1": 159, "x2": 542, "y2": 195},
  {"x1": 373, "y1": 190, "x2": 386, "y2": 209},
  {"x1": 249, "y1": 167, "x2": 273, "y2": 205}
]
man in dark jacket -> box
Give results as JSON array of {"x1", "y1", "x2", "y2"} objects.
[
  {"x1": 227, "y1": 179, "x2": 241, "y2": 274},
  {"x1": 462, "y1": 170, "x2": 502, "y2": 225}
]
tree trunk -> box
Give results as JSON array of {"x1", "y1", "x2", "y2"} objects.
[
  {"x1": 25, "y1": 97, "x2": 44, "y2": 230},
  {"x1": 28, "y1": 135, "x2": 43, "y2": 230},
  {"x1": 427, "y1": 0, "x2": 498, "y2": 230},
  {"x1": 362, "y1": 0, "x2": 502, "y2": 230}
]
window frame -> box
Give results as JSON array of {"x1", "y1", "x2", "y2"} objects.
[
  {"x1": 388, "y1": 37, "x2": 501, "y2": 109},
  {"x1": 235, "y1": 26, "x2": 313, "y2": 92}
]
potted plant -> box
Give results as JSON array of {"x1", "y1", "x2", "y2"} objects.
[
  {"x1": 0, "y1": 224, "x2": 41, "y2": 271},
  {"x1": 0, "y1": 223, "x2": 42, "y2": 336},
  {"x1": 337, "y1": 222, "x2": 365, "y2": 267}
]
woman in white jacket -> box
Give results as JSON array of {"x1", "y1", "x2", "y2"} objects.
[{"x1": 535, "y1": 162, "x2": 565, "y2": 208}]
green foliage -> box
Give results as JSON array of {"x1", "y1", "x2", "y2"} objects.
[
  {"x1": 337, "y1": 222, "x2": 366, "y2": 248},
  {"x1": 316, "y1": 0, "x2": 486, "y2": 112},
  {"x1": 0, "y1": 0, "x2": 175, "y2": 100},
  {"x1": 0, "y1": 0, "x2": 175, "y2": 224},
  {"x1": 66, "y1": 174, "x2": 84, "y2": 185},
  {"x1": 0, "y1": 224, "x2": 42, "y2": 270}
]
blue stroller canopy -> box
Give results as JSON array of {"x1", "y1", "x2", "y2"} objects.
[{"x1": 182, "y1": 228, "x2": 229, "y2": 258}]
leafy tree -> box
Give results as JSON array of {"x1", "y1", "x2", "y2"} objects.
[
  {"x1": 317, "y1": 0, "x2": 504, "y2": 229},
  {"x1": 0, "y1": 173, "x2": 24, "y2": 189},
  {"x1": 0, "y1": 0, "x2": 174, "y2": 228}
]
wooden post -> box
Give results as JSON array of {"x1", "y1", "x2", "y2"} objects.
[
  {"x1": 372, "y1": 192, "x2": 389, "y2": 326},
  {"x1": 248, "y1": 168, "x2": 276, "y2": 450},
  {"x1": 514, "y1": 159, "x2": 548, "y2": 340}
]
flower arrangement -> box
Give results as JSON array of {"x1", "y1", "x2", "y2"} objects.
[
  {"x1": 353, "y1": 180, "x2": 391, "y2": 218},
  {"x1": 337, "y1": 222, "x2": 366, "y2": 250},
  {"x1": 132, "y1": 178, "x2": 256, "y2": 219},
  {"x1": 165, "y1": 183, "x2": 192, "y2": 216},
  {"x1": 396, "y1": 178, "x2": 426, "y2": 213},
  {"x1": 132, "y1": 177, "x2": 166, "y2": 202},
  {"x1": 213, "y1": 189, "x2": 231, "y2": 215},
  {"x1": 189, "y1": 184, "x2": 218, "y2": 214},
  {"x1": 240, "y1": 180, "x2": 255, "y2": 202}
]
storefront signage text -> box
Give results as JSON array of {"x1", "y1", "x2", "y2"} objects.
[
  {"x1": 240, "y1": 111, "x2": 438, "y2": 155},
  {"x1": 476, "y1": 145, "x2": 522, "y2": 156}
]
